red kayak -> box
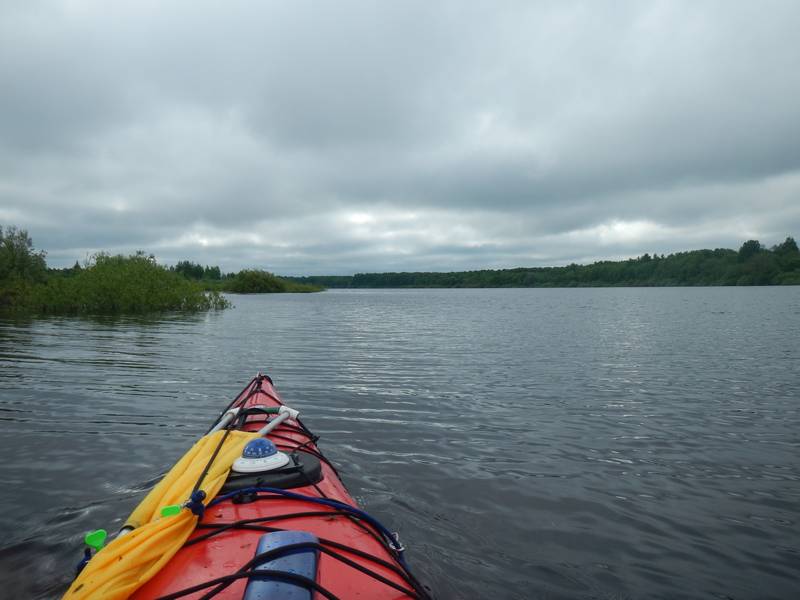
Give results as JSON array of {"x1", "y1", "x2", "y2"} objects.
[{"x1": 129, "y1": 374, "x2": 430, "y2": 599}]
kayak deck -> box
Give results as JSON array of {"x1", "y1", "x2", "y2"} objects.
[{"x1": 132, "y1": 375, "x2": 421, "y2": 600}]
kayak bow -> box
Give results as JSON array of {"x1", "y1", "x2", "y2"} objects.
[{"x1": 65, "y1": 374, "x2": 430, "y2": 600}]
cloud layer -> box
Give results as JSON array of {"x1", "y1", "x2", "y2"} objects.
[{"x1": 2, "y1": 0, "x2": 799, "y2": 274}]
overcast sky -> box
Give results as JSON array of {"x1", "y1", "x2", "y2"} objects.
[{"x1": 1, "y1": 1, "x2": 799, "y2": 275}]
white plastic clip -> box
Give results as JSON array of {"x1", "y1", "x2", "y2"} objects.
[
  {"x1": 209, "y1": 407, "x2": 241, "y2": 433},
  {"x1": 278, "y1": 405, "x2": 300, "y2": 420}
]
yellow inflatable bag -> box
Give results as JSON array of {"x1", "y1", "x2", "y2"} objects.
[{"x1": 65, "y1": 429, "x2": 257, "y2": 600}]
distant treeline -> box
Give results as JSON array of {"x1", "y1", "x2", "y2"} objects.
[
  {"x1": 287, "y1": 238, "x2": 800, "y2": 288},
  {"x1": 171, "y1": 260, "x2": 222, "y2": 281},
  {"x1": 0, "y1": 226, "x2": 319, "y2": 314}
]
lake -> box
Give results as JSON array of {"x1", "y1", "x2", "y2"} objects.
[{"x1": 1, "y1": 287, "x2": 798, "y2": 599}]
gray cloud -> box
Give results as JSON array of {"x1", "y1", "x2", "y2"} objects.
[{"x1": 1, "y1": 0, "x2": 799, "y2": 274}]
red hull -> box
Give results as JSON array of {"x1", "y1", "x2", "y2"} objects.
[{"x1": 132, "y1": 376, "x2": 419, "y2": 600}]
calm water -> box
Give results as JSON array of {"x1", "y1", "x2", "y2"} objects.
[{"x1": 1, "y1": 288, "x2": 798, "y2": 599}]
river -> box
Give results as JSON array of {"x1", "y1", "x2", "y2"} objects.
[{"x1": 1, "y1": 287, "x2": 798, "y2": 598}]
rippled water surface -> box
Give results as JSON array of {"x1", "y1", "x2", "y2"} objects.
[{"x1": 1, "y1": 288, "x2": 799, "y2": 599}]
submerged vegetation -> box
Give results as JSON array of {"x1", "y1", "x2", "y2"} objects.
[
  {"x1": 30, "y1": 253, "x2": 231, "y2": 313},
  {"x1": 0, "y1": 227, "x2": 229, "y2": 314},
  {"x1": 0, "y1": 226, "x2": 318, "y2": 315},
  {"x1": 289, "y1": 237, "x2": 800, "y2": 288}
]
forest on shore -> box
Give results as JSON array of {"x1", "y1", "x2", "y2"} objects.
[
  {"x1": 287, "y1": 237, "x2": 800, "y2": 288},
  {"x1": 0, "y1": 226, "x2": 319, "y2": 314}
]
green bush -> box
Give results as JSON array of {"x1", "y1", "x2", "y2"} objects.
[
  {"x1": 224, "y1": 269, "x2": 286, "y2": 293},
  {"x1": 7, "y1": 252, "x2": 229, "y2": 314},
  {"x1": 223, "y1": 269, "x2": 321, "y2": 293},
  {"x1": 0, "y1": 224, "x2": 326, "y2": 312},
  {"x1": 0, "y1": 226, "x2": 47, "y2": 283}
]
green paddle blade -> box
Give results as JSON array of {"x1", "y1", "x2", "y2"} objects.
[
  {"x1": 84, "y1": 529, "x2": 107, "y2": 551},
  {"x1": 160, "y1": 504, "x2": 182, "y2": 517}
]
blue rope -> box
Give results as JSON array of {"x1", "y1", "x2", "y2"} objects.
[{"x1": 208, "y1": 486, "x2": 406, "y2": 564}]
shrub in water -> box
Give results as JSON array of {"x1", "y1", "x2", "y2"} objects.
[{"x1": 19, "y1": 252, "x2": 230, "y2": 313}]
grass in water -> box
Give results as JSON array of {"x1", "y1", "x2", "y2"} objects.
[
  {"x1": 9, "y1": 252, "x2": 230, "y2": 314},
  {"x1": 0, "y1": 226, "x2": 228, "y2": 314},
  {"x1": 1, "y1": 225, "x2": 323, "y2": 314}
]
